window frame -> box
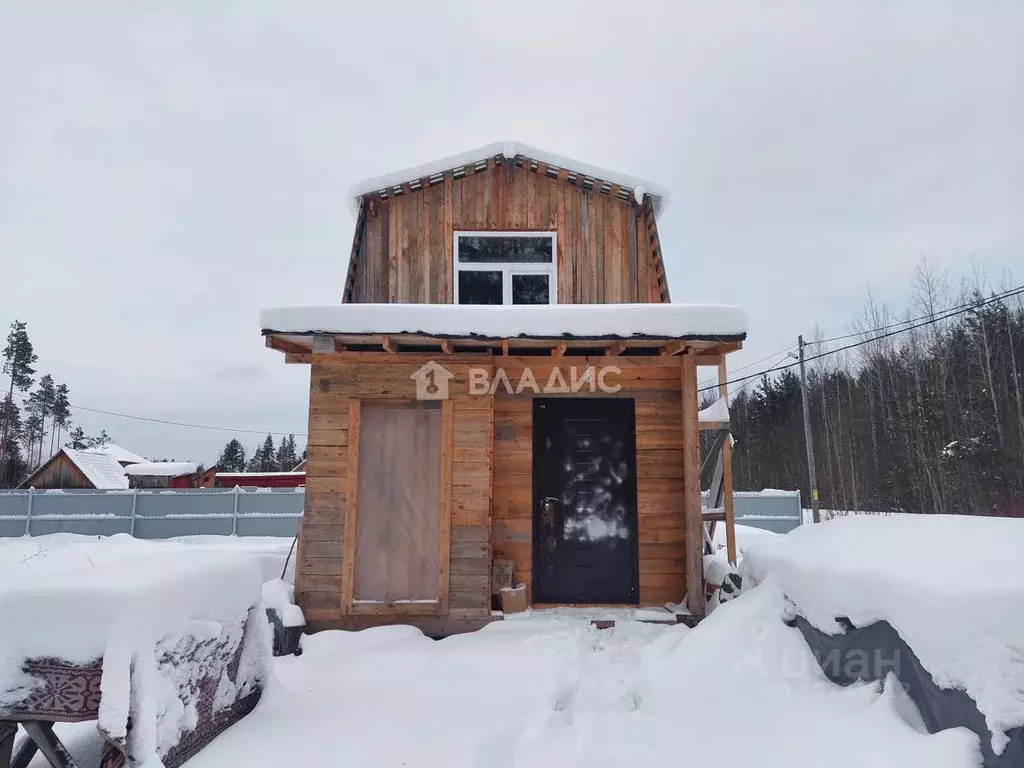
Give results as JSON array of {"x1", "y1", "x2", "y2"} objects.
[{"x1": 453, "y1": 230, "x2": 558, "y2": 306}]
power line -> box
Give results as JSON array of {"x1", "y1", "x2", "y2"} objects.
[
  {"x1": 4, "y1": 387, "x2": 305, "y2": 438},
  {"x1": 702, "y1": 285, "x2": 1024, "y2": 393},
  {"x1": 699, "y1": 342, "x2": 801, "y2": 391},
  {"x1": 812, "y1": 283, "x2": 1024, "y2": 346}
]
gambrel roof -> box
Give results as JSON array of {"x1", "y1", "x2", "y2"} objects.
[
  {"x1": 342, "y1": 141, "x2": 674, "y2": 304},
  {"x1": 347, "y1": 141, "x2": 670, "y2": 218}
]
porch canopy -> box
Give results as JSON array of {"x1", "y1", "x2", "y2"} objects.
[{"x1": 262, "y1": 303, "x2": 747, "y2": 359}]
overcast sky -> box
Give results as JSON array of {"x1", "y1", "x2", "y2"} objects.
[{"x1": 1, "y1": 1, "x2": 1021, "y2": 465}]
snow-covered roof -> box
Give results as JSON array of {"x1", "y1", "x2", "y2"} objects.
[
  {"x1": 63, "y1": 448, "x2": 130, "y2": 489},
  {"x1": 84, "y1": 443, "x2": 146, "y2": 465},
  {"x1": 261, "y1": 303, "x2": 747, "y2": 342},
  {"x1": 346, "y1": 141, "x2": 671, "y2": 218},
  {"x1": 698, "y1": 397, "x2": 730, "y2": 424},
  {"x1": 123, "y1": 461, "x2": 199, "y2": 477}
]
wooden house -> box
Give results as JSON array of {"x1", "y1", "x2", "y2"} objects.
[
  {"x1": 19, "y1": 447, "x2": 138, "y2": 490},
  {"x1": 124, "y1": 462, "x2": 202, "y2": 489},
  {"x1": 262, "y1": 142, "x2": 746, "y2": 635}
]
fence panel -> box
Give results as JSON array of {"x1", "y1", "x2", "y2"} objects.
[
  {"x1": 0, "y1": 488, "x2": 304, "y2": 539},
  {"x1": 733, "y1": 490, "x2": 803, "y2": 533}
]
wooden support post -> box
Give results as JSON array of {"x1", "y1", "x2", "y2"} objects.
[
  {"x1": 381, "y1": 336, "x2": 397, "y2": 354},
  {"x1": 551, "y1": 342, "x2": 567, "y2": 357},
  {"x1": 441, "y1": 340, "x2": 453, "y2": 355},
  {"x1": 606, "y1": 342, "x2": 626, "y2": 356},
  {"x1": 340, "y1": 402, "x2": 361, "y2": 614},
  {"x1": 718, "y1": 358, "x2": 737, "y2": 565},
  {"x1": 681, "y1": 350, "x2": 705, "y2": 616},
  {"x1": 437, "y1": 400, "x2": 454, "y2": 615},
  {"x1": 21, "y1": 722, "x2": 79, "y2": 768}
]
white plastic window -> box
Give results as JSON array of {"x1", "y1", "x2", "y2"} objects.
[{"x1": 454, "y1": 231, "x2": 557, "y2": 305}]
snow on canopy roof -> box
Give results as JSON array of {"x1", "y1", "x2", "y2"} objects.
[
  {"x1": 63, "y1": 448, "x2": 130, "y2": 489},
  {"x1": 346, "y1": 141, "x2": 671, "y2": 218},
  {"x1": 123, "y1": 461, "x2": 199, "y2": 477},
  {"x1": 85, "y1": 443, "x2": 146, "y2": 465},
  {"x1": 261, "y1": 303, "x2": 747, "y2": 341},
  {"x1": 698, "y1": 396, "x2": 730, "y2": 424}
]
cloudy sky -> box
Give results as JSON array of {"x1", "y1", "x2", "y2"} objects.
[{"x1": 1, "y1": 1, "x2": 1021, "y2": 465}]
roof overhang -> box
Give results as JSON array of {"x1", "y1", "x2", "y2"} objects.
[
  {"x1": 346, "y1": 141, "x2": 670, "y2": 219},
  {"x1": 262, "y1": 304, "x2": 745, "y2": 361}
]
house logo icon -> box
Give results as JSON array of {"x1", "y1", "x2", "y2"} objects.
[{"x1": 411, "y1": 361, "x2": 455, "y2": 400}]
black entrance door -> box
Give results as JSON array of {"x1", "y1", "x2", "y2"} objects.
[{"x1": 532, "y1": 398, "x2": 639, "y2": 604}]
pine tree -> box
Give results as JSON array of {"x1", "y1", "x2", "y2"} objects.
[
  {"x1": 217, "y1": 438, "x2": 246, "y2": 472},
  {"x1": 22, "y1": 409, "x2": 43, "y2": 467},
  {"x1": 87, "y1": 429, "x2": 111, "y2": 450},
  {"x1": 259, "y1": 434, "x2": 277, "y2": 471},
  {"x1": 275, "y1": 434, "x2": 299, "y2": 471},
  {"x1": 25, "y1": 374, "x2": 55, "y2": 465},
  {"x1": 52, "y1": 383, "x2": 71, "y2": 451},
  {"x1": 0, "y1": 395, "x2": 26, "y2": 487},
  {"x1": 66, "y1": 426, "x2": 89, "y2": 450},
  {"x1": 37, "y1": 374, "x2": 55, "y2": 457},
  {"x1": 0, "y1": 320, "x2": 37, "y2": 475}
]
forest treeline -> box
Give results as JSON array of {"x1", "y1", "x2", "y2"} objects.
[{"x1": 723, "y1": 264, "x2": 1024, "y2": 516}]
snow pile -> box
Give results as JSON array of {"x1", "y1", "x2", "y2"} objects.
[
  {"x1": 261, "y1": 303, "x2": 748, "y2": 340},
  {"x1": 262, "y1": 578, "x2": 305, "y2": 628},
  {"x1": 0, "y1": 535, "x2": 270, "y2": 766},
  {"x1": 712, "y1": 521, "x2": 781, "y2": 557},
  {"x1": 742, "y1": 514, "x2": 1024, "y2": 753},
  {"x1": 697, "y1": 396, "x2": 730, "y2": 424},
  {"x1": 124, "y1": 462, "x2": 199, "y2": 477}
]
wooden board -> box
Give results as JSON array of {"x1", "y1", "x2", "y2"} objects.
[{"x1": 680, "y1": 352, "x2": 705, "y2": 615}]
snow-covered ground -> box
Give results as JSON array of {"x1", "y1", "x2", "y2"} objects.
[{"x1": 2, "y1": 526, "x2": 1004, "y2": 767}]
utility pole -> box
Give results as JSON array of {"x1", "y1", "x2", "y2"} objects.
[{"x1": 797, "y1": 335, "x2": 821, "y2": 523}]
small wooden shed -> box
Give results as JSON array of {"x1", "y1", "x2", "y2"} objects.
[
  {"x1": 262, "y1": 142, "x2": 746, "y2": 634},
  {"x1": 124, "y1": 461, "x2": 201, "y2": 489}
]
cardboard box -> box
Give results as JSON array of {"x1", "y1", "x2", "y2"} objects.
[{"x1": 499, "y1": 584, "x2": 528, "y2": 614}]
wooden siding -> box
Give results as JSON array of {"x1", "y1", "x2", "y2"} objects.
[
  {"x1": 23, "y1": 452, "x2": 96, "y2": 489},
  {"x1": 490, "y1": 357, "x2": 689, "y2": 607},
  {"x1": 297, "y1": 353, "x2": 698, "y2": 625},
  {"x1": 297, "y1": 355, "x2": 493, "y2": 622},
  {"x1": 347, "y1": 162, "x2": 668, "y2": 305}
]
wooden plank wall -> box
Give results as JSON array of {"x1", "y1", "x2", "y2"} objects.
[
  {"x1": 24, "y1": 454, "x2": 94, "y2": 489},
  {"x1": 297, "y1": 356, "x2": 493, "y2": 621},
  {"x1": 347, "y1": 163, "x2": 666, "y2": 305},
  {"x1": 490, "y1": 358, "x2": 688, "y2": 606}
]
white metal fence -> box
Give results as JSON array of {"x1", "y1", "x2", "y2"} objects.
[{"x1": 0, "y1": 487, "x2": 303, "y2": 539}]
